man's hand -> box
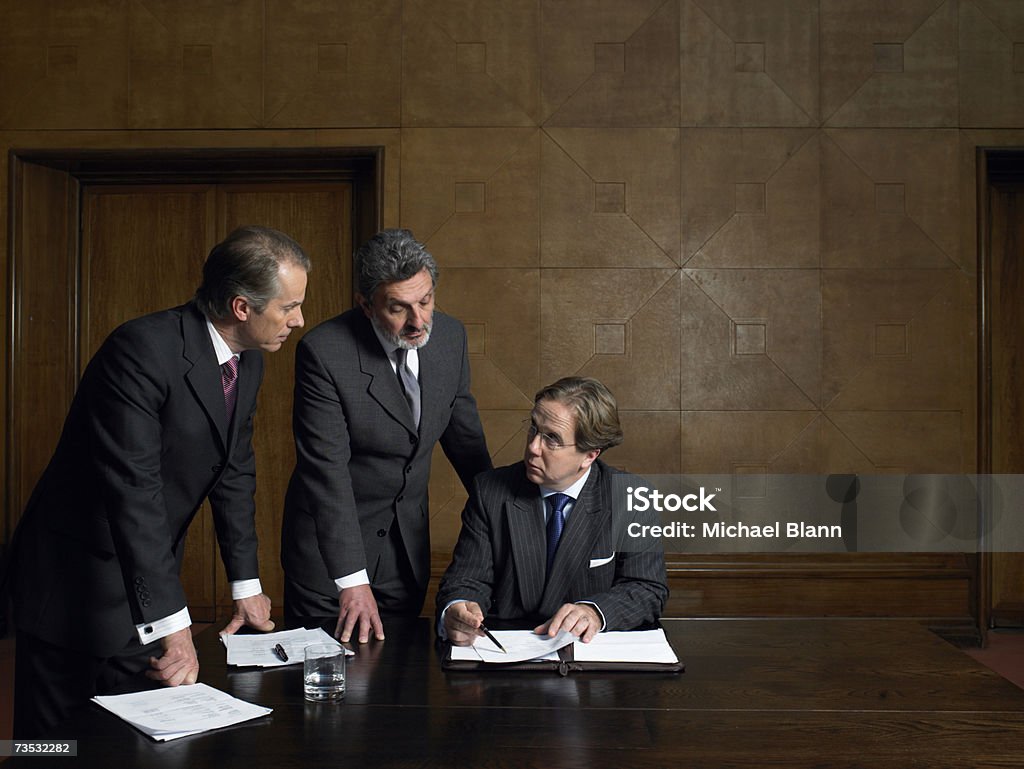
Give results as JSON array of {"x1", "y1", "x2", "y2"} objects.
[
  {"x1": 220, "y1": 593, "x2": 275, "y2": 636},
  {"x1": 146, "y1": 627, "x2": 199, "y2": 686},
  {"x1": 534, "y1": 603, "x2": 602, "y2": 643},
  {"x1": 335, "y1": 584, "x2": 385, "y2": 643},
  {"x1": 443, "y1": 601, "x2": 486, "y2": 647}
]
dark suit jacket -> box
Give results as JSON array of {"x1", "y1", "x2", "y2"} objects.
[
  {"x1": 436, "y1": 459, "x2": 668, "y2": 631},
  {"x1": 281, "y1": 308, "x2": 491, "y2": 601},
  {"x1": 10, "y1": 302, "x2": 263, "y2": 657}
]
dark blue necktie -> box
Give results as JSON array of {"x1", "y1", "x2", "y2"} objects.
[{"x1": 545, "y1": 493, "x2": 572, "y2": 574}]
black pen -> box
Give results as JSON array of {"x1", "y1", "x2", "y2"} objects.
[
  {"x1": 479, "y1": 624, "x2": 507, "y2": 654},
  {"x1": 273, "y1": 643, "x2": 289, "y2": 662}
]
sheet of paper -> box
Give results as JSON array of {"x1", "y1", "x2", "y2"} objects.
[
  {"x1": 571, "y1": 628, "x2": 679, "y2": 664},
  {"x1": 450, "y1": 630, "x2": 574, "y2": 663},
  {"x1": 91, "y1": 683, "x2": 272, "y2": 741},
  {"x1": 223, "y1": 627, "x2": 352, "y2": 667}
]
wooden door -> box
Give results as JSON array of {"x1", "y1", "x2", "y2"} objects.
[
  {"x1": 80, "y1": 182, "x2": 352, "y2": 620},
  {"x1": 989, "y1": 184, "x2": 1024, "y2": 626}
]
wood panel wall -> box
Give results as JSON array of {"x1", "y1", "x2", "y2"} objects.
[{"x1": 4, "y1": 2, "x2": 1024, "y2": 634}]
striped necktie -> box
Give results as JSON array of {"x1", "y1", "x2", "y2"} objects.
[
  {"x1": 221, "y1": 356, "x2": 239, "y2": 423},
  {"x1": 395, "y1": 348, "x2": 421, "y2": 428}
]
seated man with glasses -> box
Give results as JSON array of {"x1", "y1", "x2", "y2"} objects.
[{"x1": 436, "y1": 376, "x2": 668, "y2": 645}]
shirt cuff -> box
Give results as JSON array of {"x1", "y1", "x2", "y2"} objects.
[
  {"x1": 576, "y1": 601, "x2": 606, "y2": 631},
  {"x1": 230, "y1": 579, "x2": 263, "y2": 600},
  {"x1": 136, "y1": 606, "x2": 191, "y2": 644},
  {"x1": 335, "y1": 569, "x2": 370, "y2": 592},
  {"x1": 437, "y1": 600, "x2": 469, "y2": 639}
]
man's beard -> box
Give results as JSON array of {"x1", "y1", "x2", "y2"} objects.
[{"x1": 371, "y1": 313, "x2": 432, "y2": 350}]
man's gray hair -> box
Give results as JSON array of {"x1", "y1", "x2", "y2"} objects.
[
  {"x1": 356, "y1": 229, "x2": 438, "y2": 302},
  {"x1": 195, "y1": 225, "x2": 310, "y2": 320}
]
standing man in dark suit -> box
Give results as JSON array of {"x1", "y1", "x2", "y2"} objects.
[
  {"x1": 437, "y1": 377, "x2": 667, "y2": 645},
  {"x1": 8, "y1": 226, "x2": 310, "y2": 738},
  {"x1": 282, "y1": 229, "x2": 492, "y2": 643}
]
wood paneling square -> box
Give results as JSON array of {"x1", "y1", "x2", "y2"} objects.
[
  {"x1": 265, "y1": 0, "x2": 402, "y2": 127},
  {"x1": 403, "y1": 0, "x2": 538, "y2": 126},
  {"x1": 542, "y1": 128, "x2": 680, "y2": 267},
  {"x1": 129, "y1": 0, "x2": 262, "y2": 128},
  {"x1": 401, "y1": 128, "x2": 539, "y2": 267},
  {"x1": 0, "y1": 0, "x2": 129, "y2": 128},
  {"x1": 541, "y1": 268, "x2": 680, "y2": 410},
  {"x1": 821, "y1": 0, "x2": 957, "y2": 127},
  {"x1": 959, "y1": 0, "x2": 1024, "y2": 128},
  {"x1": 682, "y1": 268, "x2": 821, "y2": 409},
  {"x1": 822, "y1": 269, "x2": 967, "y2": 412},
  {"x1": 680, "y1": 0, "x2": 818, "y2": 126},
  {"x1": 823, "y1": 130, "x2": 960, "y2": 269},
  {"x1": 682, "y1": 128, "x2": 819, "y2": 268},
  {"x1": 543, "y1": 0, "x2": 679, "y2": 126}
]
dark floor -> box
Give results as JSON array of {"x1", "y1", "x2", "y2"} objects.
[
  {"x1": 0, "y1": 625, "x2": 1022, "y2": 747},
  {"x1": 964, "y1": 627, "x2": 1024, "y2": 688}
]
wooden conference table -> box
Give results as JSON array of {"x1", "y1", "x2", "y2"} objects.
[{"x1": 13, "y1": 618, "x2": 1024, "y2": 768}]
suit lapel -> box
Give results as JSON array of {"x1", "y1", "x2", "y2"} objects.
[
  {"x1": 507, "y1": 471, "x2": 546, "y2": 612},
  {"x1": 182, "y1": 304, "x2": 229, "y2": 449},
  {"x1": 356, "y1": 315, "x2": 418, "y2": 436},
  {"x1": 416, "y1": 320, "x2": 455, "y2": 438},
  {"x1": 540, "y1": 465, "x2": 604, "y2": 614}
]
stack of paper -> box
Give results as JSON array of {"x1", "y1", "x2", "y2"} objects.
[
  {"x1": 222, "y1": 627, "x2": 352, "y2": 667},
  {"x1": 450, "y1": 628, "x2": 679, "y2": 664},
  {"x1": 572, "y1": 629, "x2": 679, "y2": 664},
  {"x1": 91, "y1": 683, "x2": 271, "y2": 741}
]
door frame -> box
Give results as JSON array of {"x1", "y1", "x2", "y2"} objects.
[
  {"x1": 977, "y1": 147, "x2": 1024, "y2": 632},
  {"x1": 4, "y1": 146, "x2": 381, "y2": 544}
]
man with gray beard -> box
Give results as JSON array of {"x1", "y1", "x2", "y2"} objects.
[{"x1": 282, "y1": 229, "x2": 492, "y2": 643}]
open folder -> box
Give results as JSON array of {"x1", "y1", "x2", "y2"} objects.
[{"x1": 443, "y1": 628, "x2": 683, "y2": 675}]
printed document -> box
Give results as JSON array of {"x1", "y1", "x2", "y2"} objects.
[
  {"x1": 572, "y1": 628, "x2": 679, "y2": 664},
  {"x1": 222, "y1": 627, "x2": 352, "y2": 667},
  {"x1": 91, "y1": 683, "x2": 271, "y2": 741},
  {"x1": 449, "y1": 628, "x2": 679, "y2": 665},
  {"x1": 450, "y1": 630, "x2": 574, "y2": 663}
]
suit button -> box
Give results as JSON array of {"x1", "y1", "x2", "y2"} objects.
[
  {"x1": 405, "y1": 466, "x2": 412, "y2": 474},
  {"x1": 134, "y1": 577, "x2": 144, "y2": 585},
  {"x1": 397, "y1": 495, "x2": 404, "y2": 503},
  {"x1": 376, "y1": 529, "x2": 387, "y2": 538},
  {"x1": 141, "y1": 599, "x2": 152, "y2": 608},
  {"x1": 211, "y1": 464, "x2": 223, "y2": 473},
  {"x1": 409, "y1": 435, "x2": 416, "y2": 445}
]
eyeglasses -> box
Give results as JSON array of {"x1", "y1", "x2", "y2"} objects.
[{"x1": 524, "y1": 420, "x2": 576, "y2": 451}]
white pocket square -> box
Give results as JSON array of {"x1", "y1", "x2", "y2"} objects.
[{"x1": 589, "y1": 553, "x2": 615, "y2": 568}]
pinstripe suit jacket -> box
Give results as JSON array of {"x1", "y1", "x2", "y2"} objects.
[{"x1": 436, "y1": 459, "x2": 667, "y2": 631}]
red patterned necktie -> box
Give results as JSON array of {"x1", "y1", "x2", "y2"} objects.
[{"x1": 221, "y1": 356, "x2": 239, "y2": 422}]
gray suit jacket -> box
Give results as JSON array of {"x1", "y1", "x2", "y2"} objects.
[
  {"x1": 10, "y1": 302, "x2": 263, "y2": 656},
  {"x1": 282, "y1": 308, "x2": 491, "y2": 599},
  {"x1": 436, "y1": 459, "x2": 668, "y2": 631}
]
